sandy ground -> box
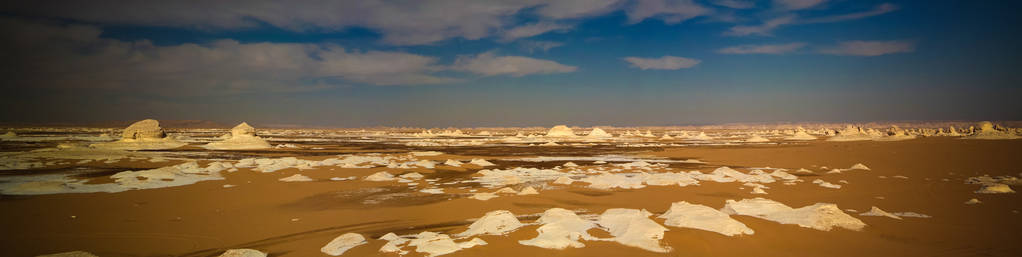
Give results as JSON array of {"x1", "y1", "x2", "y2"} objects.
[{"x1": 2, "y1": 138, "x2": 1020, "y2": 257}]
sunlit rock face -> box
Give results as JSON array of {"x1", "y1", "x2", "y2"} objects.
[
  {"x1": 90, "y1": 119, "x2": 185, "y2": 150},
  {"x1": 231, "y1": 122, "x2": 257, "y2": 137},
  {"x1": 546, "y1": 125, "x2": 576, "y2": 137},
  {"x1": 121, "y1": 119, "x2": 167, "y2": 140}
]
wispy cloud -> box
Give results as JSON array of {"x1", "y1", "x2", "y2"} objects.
[
  {"x1": 519, "y1": 40, "x2": 565, "y2": 53},
  {"x1": 451, "y1": 52, "x2": 578, "y2": 77},
  {"x1": 711, "y1": 0, "x2": 756, "y2": 9},
  {"x1": 773, "y1": 0, "x2": 827, "y2": 11},
  {"x1": 500, "y1": 22, "x2": 572, "y2": 42},
  {"x1": 626, "y1": 0, "x2": 711, "y2": 24},
  {"x1": 622, "y1": 56, "x2": 701, "y2": 70},
  {"x1": 818, "y1": 40, "x2": 915, "y2": 56},
  {"x1": 718, "y1": 42, "x2": 807, "y2": 54},
  {"x1": 725, "y1": 3, "x2": 897, "y2": 36}
]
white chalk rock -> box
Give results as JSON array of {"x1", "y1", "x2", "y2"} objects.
[
  {"x1": 456, "y1": 210, "x2": 523, "y2": 237},
  {"x1": 279, "y1": 174, "x2": 313, "y2": 182},
  {"x1": 546, "y1": 125, "x2": 577, "y2": 137},
  {"x1": 722, "y1": 198, "x2": 865, "y2": 231},
  {"x1": 859, "y1": 206, "x2": 902, "y2": 220},
  {"x1": 519, "y1": 208, "x2": 597, "y2": 249},
  {"x1": 517, "y1": 186, "x2": 539, "y2": 195},
  {"x1": 218, "y1": 249, "x2": 267, "y2": 257},
  {"x1": 320, "y1": 233, "x2": 367, "y2": 256},
  {"x1": 659, "y1": 201, "x2": 753, "y2": 236},
  {"x1": 597, "y1": 208, "x2": 671, "y2": 253},
  {"x1": 365, "y1": 171, "x2": 396, "y2": 181}
]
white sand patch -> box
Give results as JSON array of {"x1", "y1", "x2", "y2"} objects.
[
  {"x1": 563, "y1": 162, "x2": 579, "y2": 167},
  {"x1": 597, "y1": 208, "x2": 670, "y2": 253},
  {"x1": 859, "y1": 206, "x2": 902, "y2": 220},
  {"x1": 320, "y1": 233, "x2": 366, "y2": 256},
  {"x1": 456, "y1": 210, "x2": 524, "y2": 237},
  {"x1": 812, "y1": 179, "x2": 842, "y2": 189},
  {"x1": 751, "y1": 187, "x2": 768, "y2": 194},
  {"x1": 519, "y1": 208, "x2": 597, "y2": 249},
  {"x1": 365, "y1": 171, "x2": 396, "y2": 182},
  {"x1": 400, "y1": 172, "x2": 425, "y2": 180},
  {"x1": 643, "y1": 172, "x2": 700, "y2": 187},
  {"x1": 416, "y1": 160, "x2": 436, "y2": 169},
  {"x1": 582, "y1": 173, "x2": 647, "y2": 190},
  {"x1": 892, "y1": 212, "x2": 931, "y2": 218},
  {"x1": 217, "y1": 249, "x2": 267, "y2": 257},
  {"x1": 470, "y1": 192, "x2": 498, "y2": 200},
  {"x1": 279, "y1": 174, "x2": 313, "y2": 182},
  {"x1": 722, "y1": 198, "x2": 865, "y2": 231},
  {"x1": 472, "y1": 167, "x2": 569, "y2": 188},
  {"x1": 744, "y1": 134, "x2": 770, "y2": 142},
  {"x1": 658, "y1": 201, "x2": 754, "y2": 236}
]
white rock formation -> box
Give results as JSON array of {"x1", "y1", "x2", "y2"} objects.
[
  {"x1": 745, "y1": 134, "x2": 770, "y2": 143},
  {"x1": 217, "y1": 249, "x2": 267, "y2": 257},
  {"x1": 519, "y1": 208, "x2": 597, "y2": 249},
  {"x1": 546, "y1": 125, "x2": 577, "y2": 137},
  {"x1": 456, "y1": 210, "x2": 524, "y2": 237},
  {"x1": 658, "y1": 201, "x2": 754, "y2": 236},
  {"x1": 586, "y1": 128, "x2": 613, "y2": 138},
  {"x1": 408, "y1": 231, "x2": 486, "y2": 257},
  {"x1": 203, "y1": 122, "x2": 272, "y2": 150},
  {"x1": 785, "y1": 127, "x2": 817, "y2": 141},
  {"x1": 90, "y1": 119, "x2": 186, "y2": 150},
  {"x1": 279, "y1": 174, "x2": 314, "y2": 182},
  {"x1": 597, "y1": 208, "x2": 670, "y2": 253},
  {"x1": 320, "y1": 233, "x2": 367, "y2": 256},
  {"x1": 963, "y1": 121, "x2": 1020, "y2": 140},
  {"x1": 721, "y1": 198, "x2": 865, "y2": 231},
  {"x1": 859, "y1": 206, "x2": 902, "y2": 220}
]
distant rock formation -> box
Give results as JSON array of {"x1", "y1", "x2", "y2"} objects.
[
  {"x1": 203, "y1": 122, "x2": 272, "y2": 150},
  {"x1": 90, "y1": 119, "x2": 186, "y2": 150},
  {"x1": 546, "y1": 125, "x2": 576, "y2": 137}
]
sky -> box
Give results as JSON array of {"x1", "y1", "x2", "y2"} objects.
[{"x1": 1, "y1": 0, "x2": 1020, "y2": 127}]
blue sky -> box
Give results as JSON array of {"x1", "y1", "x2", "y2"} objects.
[{"x1": 1, "y1": 0, "x2": 1019, "y2": 127}]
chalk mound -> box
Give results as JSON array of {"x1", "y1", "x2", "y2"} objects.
[
  {"x1": 203, "y1": 122, "x2": 272, "y2": 150},
  {"x1": 689, "y1": 132, "x2": 713, "y2": 141},
  {"x1": 963, "y1": 121, "x2": 1019, "y2": 140},
  {"x1": 975, "y1": 183, "x2": 1015, "y2": 194},
  {"x1": 546, "y1": 125, "x2": 577, "y2": 137},
  {"x1": 408, "y1": 231, "x2": 487, "y2": 257},
  {"x1": 745, "y1": 134, "x2": 770, "y2": 143},
  {"x1": 785, "y1": 127, "x2": 817, "y2": 141},
  {"x1": 597, "y1": 208, "x2": 671, "y2": 253},
  {"x1": 659, "y1": 201, "x2": 753, "y2": 236},
  {"x1": 321, "y1": 233, "x2": 367, "y2": 256},
  {"x1": 217, "y1": 249, "x2": 267, "y2": 257},
  {"x1": 519, "y1": 208, "x2": 597, "y2": 249},
  {"x1": 722, "y1": 198, "x2": 865, "y2": 231},
  {"x1": 586, "y1": 127, "x2": 613, "y2": 138},
  {"x1": 457, "y1": 210, "x2": 523, "y2": 237},
  {"x1": 859, "y1": 206, "x2": 902, "y2": 220},
  {"x1": 91, "y1": 119, "x2": 186, "y2": 150}
]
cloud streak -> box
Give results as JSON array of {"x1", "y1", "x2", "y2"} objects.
[
  {"x1": 718, "y1": 42, "x2": 807, "y2": 54},
  {"x1": 725, "y1": 3, "x2": 898, "y2": 36},
  {"x1": 818, "y1": 40, "x2": 915, "y2": 56},
  {"x1": 452, "y1": 52, "x2": 578, "y2": 77},
  {"x1": 622, "y1": 56, "x2": 701, "y2": 70}
]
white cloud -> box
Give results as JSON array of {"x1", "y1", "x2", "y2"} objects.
[
  {"x1": 622, "y1": 56, "x2": 701, "y2": 70},
  {"x1": 773, "y1": 0, "x2": 827, "y2": 10},
  {"x1": 818, "y1": 40, "x2": 915, "y2": 56},
  {"x1": 500, "y1": 22, "x2": 572, "y2": 42},
  {"x1": 451, "y1": 52, "x2": 577, "y2": 77},
  {"x1": 718, "y1": 42, "x2": 807, "y2": 54},
  {"x1": 725, "y1": 15, "x2": 797, "y2": 36},
  {"x1": 626, "y1": 0, "x2": 711, "y2": 24},
  {"x1": 519, "y1": 40, "x2": 565, "y2": 53},
  {"x1": 535, "y1": 0, "x2": 625, "y2": 19},
  {"x1": 802, "y1": 3, "x2": 898, "y2": 24}
]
